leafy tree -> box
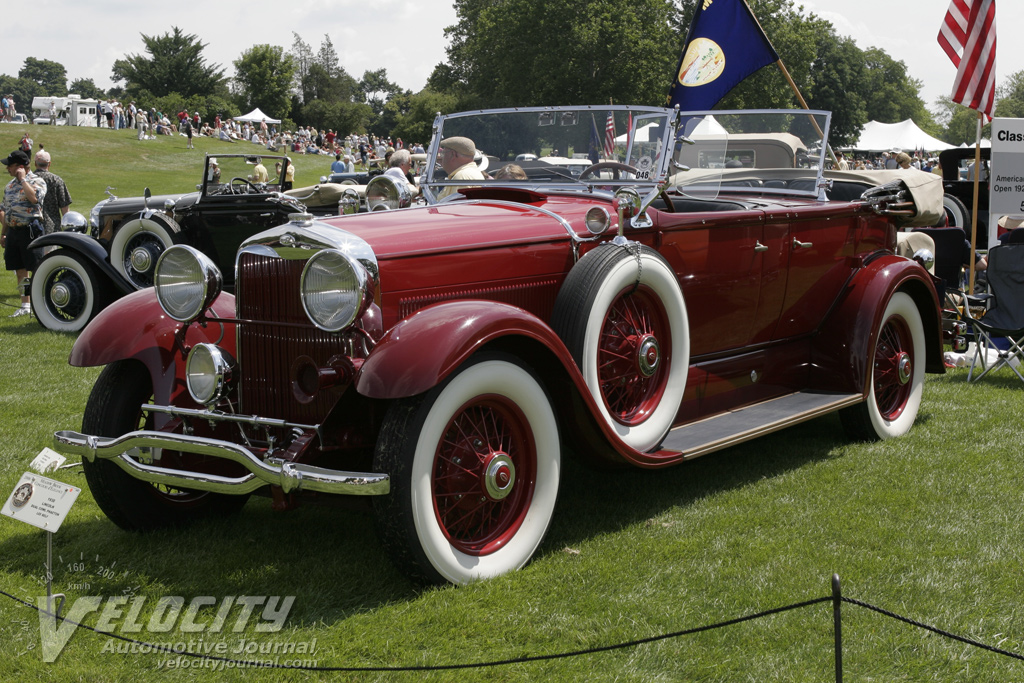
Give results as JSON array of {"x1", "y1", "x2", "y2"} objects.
[
  {"x1": 995, "y1": 70, "x2": 1024, "y2": 119},
  {"x1": 68, "y1": 78, "x2": 107, "y2": 100},
  {"x1": 232, "y1": 44, "x2": 295, "y2": 119},
  {"x1": 289, "y1": 32, "x2": 315, "y2": 100},
  {"x1": 441, "y1": 0, "x2": 677, "y2": 107},
  {"x1": 112, "y1": 27, "x2": 227, "y2": 98},
  {"x1": 858, "y1": 48, "x2": 932, "y2": 129},
  {"x1": 19, "y1": 58, "x2": 67, "y2": 96},
  {"x1": 934, "y1": 96, "x2": 991, "y2": 145},
  {"x1": 359, "y1": 68, "x2": 402, "y2": 115},
  {"x1": 389, "y1": 89, "x2": 458, "y2": 144}
]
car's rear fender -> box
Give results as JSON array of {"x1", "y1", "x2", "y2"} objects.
[
  {"x1": 811, "y1": 254, "x2": 944, "y2": 396},
  {"x1": 29, "y1": 231, "x2": 135, "y2": 295},
  {"x1": 70, "y1": 289, "x2": 236, "y2": 403}
]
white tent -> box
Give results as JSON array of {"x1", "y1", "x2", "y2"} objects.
[
  {"x1": 849, "y1": 119, "x2": 955, "y2": 152},
  {"x1": 234, "y1": 107, "x2": 281, "y2": 124}
]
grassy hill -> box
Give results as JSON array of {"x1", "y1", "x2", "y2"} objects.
[{"x1": 0, "y1": 124, "x2": 342, "y2": 210}]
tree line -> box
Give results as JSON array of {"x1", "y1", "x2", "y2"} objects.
[{"x1": 2, "y1": 1, "x2": 1022, "y2": 146}]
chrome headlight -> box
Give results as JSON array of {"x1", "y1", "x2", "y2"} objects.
[
  {"x1": 60, "y1": 211, "x2": 89, "y2": 233},
  {"x1": 154, "y1": 245, "x2": 222, "y2": 322},
  {"x1": 585, "y1": 206, "x2": 611, "y2": 235},
  {"x1": 186, "y1": 343, "x2": 235, "y2": 405},
  {"x1": 300, "y1": 249, "x2": 371, "y2": 332},
  {"x1": 89, "y1": 198, "x2": 110, "y2": 229},
  {"x1": 366, "y1": 175, "x2": 412, "y2": 212}
]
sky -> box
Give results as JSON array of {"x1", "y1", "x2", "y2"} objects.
[{"x1": 1, "y1": 1, "x2": 1021, "y2": 115}]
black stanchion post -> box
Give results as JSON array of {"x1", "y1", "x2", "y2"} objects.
[{"x1": 832, "y1": 573, "x2": 842, "y2": 683}]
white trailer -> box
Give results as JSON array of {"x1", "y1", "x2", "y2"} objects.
[{"x1": 31, "y1": 95, "x2": 101, "y2": 126}]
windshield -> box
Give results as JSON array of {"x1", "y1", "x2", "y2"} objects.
[
  {"x1": 202, "y1": 154, "x2": 288, "y2": 196},
  {"x1": 671, "y1": 110, "x2": 831, "y2": 199},
  {"x1": 423, "y1": 106, "x2": 677, "y2": 199}
]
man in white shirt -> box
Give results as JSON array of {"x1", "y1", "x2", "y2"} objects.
[{"x1": 436, "y1": 136, "x2": 483, "y2": 200}]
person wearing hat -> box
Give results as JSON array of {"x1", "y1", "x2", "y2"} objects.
[
  {"x1": 207, "y1": 158, "x2": 221, "y2": 184},
  {"x1": 33, "y1": 149, "x2": 72, "y2": 235},
  {"x1": 437, "y1": 136, "x2": 484, "y2": 200},
  {"x1": 0, "y1": 149, "x2": 47, "y2": 317}
]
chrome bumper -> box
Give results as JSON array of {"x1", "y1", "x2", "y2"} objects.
[{"x1": 53, "y1": 430, "x2": 389, "y2": 496}]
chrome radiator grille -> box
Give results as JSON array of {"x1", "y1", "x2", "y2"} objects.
[{"x1": 235, "y1": 252, "x2": 348, "y2": 422}]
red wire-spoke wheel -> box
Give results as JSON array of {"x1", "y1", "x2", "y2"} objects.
[
  {"x1": 841, "y1": 291, "x2": 926, "y2": 441},
  {"x1": 432, "y1": 396, "x2": 536, "y2": 555},
  {"x1": 552, "y1": 243, "x2": 689, "y2": 452},
  {"x1": 597, "y1": 284, "x2": 671, "y2": 426},
  {"x1": 374, "y1": 353, "x2": 560, "y2": 585},
  {"x1": 872, "y1": 315, "x2": 913, "y2": 421}
]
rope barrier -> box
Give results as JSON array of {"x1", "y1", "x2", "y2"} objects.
[{"x1": 3, "y1": 579, "x2": 1023, "y2": 674}]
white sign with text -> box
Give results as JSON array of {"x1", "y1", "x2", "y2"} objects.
[
  {"x1": 989, "y1": 117, "x2": 1024, "y2": 245},
  {"x1": 2, "y1": 472, "x2": 81, "y2": 532}
]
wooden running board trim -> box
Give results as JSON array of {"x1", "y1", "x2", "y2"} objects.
[{"x1": 658, "y1": 391, "x2": 862, "y2": 461}]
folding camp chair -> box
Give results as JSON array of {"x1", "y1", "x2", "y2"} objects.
[
  {"x1": 962, "y1": 243, "x2": 1024, "y2": 382},
  {"x1": 912, "y1": 227, "x2": 973, "y2": 350}
]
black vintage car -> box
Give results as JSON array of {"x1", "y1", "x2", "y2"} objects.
[
  {"x1": 29, "y1": 154, "x2": 352, "y2": 332},
  {"x1": 938, "y1": 146, "x2": 990, "y2": 240}
]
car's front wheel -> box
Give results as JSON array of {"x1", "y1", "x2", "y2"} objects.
[
  {"x1": 840, "y1": 291, "x2": 925, "y2": 440},
  {"x1": 31, "y1": 251, "x2": 110, "y2": 332},
  {"x1": 82, "y1": 360, "x2": 249, "y2": 531},
  {"x1": 373, "y1": 352, "x2": 560, "y2": 585}
]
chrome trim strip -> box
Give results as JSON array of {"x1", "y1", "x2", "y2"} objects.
[
  {"x1": 143, "y1": 404, "x2": 318, "y2": 432},
  {"x1": 53, "y1": 430, "x2": 390, "y2": 496}
]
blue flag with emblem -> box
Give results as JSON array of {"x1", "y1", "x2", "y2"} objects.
[{"x1": 668, "y1": 0, "x2": 779, "y2": 111}]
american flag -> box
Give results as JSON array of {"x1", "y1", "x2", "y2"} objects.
[
  {"x1": 937, "y1": 0, "x2": 996, "y2": 119},
  {"x1": 604, "y1": 112, "x2": 615, "y2": 159}
]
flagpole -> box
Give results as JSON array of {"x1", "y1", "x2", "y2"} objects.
[
  {"x1": 968, "y1": 110, "x2": 983, "y2": 293},
  {"x1": 775, "y1": 59, "x2": 840, "y2": 168}
]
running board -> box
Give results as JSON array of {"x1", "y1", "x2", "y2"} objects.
[{"x1": 659, "y1": 391, "x2": 862, "y2": 461}]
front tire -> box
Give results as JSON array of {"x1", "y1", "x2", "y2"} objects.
[
  {"x1": 840, "y1": 292, "x2": 925, "y2": 440},
  {"x1": 373, "y1": 353, "x2": 560, "y2": 585},
  {"x1": 552, "y1": 243, "x2": 689, "y2": 452},
  {"x1": 82, "y1": 360, "x2": 248, "y2": 531},
  {"x1": 942, "y1": 193, "x2": 969, "y2": 229},
  {"x1": 31, "y1": 251, "x2": 109, "y2": 332}
]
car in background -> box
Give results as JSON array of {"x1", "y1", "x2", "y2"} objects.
[
  {"x1": 2, "y1": 113, "x2": 30, "y2": 124},
  {"x1": 53, "y1": 106, "x2": 944, "y2": 586},
  {"x1": 28, "y1": 154, "x2": 353, "y2": 332},
  {"x1": 939, "y1": 146, "x2": 989, "y2": 240}
]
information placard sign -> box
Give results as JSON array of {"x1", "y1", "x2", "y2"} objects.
[
  {"x1": 989, "y1": 118, "x2": 1024, "y2": 245},
  {"x1": 1, "y1": 472, "x2": 81, "y2": 532}
]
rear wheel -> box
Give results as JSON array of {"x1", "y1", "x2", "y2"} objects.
[
  {"x1": 82, "y1": 360, "x2": 248, "y2": 531},
  {"x1": 31, "y1": 251, "x2": 110, "y2": 332},
  {"x1": 373, "y1": 352, "x2": 560, "y2": 584},
  {"x1": 942, "y1": 193, "x2": 969, "y2": 229},
  {"x1": 840, "y1": 292, "x2": 925, "y2": 440}
]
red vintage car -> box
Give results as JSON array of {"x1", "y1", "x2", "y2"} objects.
[{"x1": 54, "y1": 106, "x2": 944, "y2": 585}]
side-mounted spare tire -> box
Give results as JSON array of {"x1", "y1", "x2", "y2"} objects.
[
  {"x1": 31, "y1": 250, "x2": 112, "y2": 332},
  {"x1": 110, "y1": 213, "x2": 180, "y2": 289},
  {"x1": 551, "y1": 242, "x2": 690, "y2": 452}
]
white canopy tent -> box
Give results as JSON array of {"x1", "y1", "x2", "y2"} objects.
[
  {"x1": 234, "y1": 107, "x2": 281, "y2": 124},
  {"x1": 848, "y1": 119, "x2": 955, "y2": 152}
]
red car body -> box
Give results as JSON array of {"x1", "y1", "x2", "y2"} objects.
[{"x1": 55, "y1": 107, "x2": 944, "y2": 584}]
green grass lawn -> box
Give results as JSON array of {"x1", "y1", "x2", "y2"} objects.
[{"x1": 1, "y1": 129, "x2": 1023, "y2": 680}]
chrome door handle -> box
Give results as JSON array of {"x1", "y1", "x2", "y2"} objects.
[
  {"x1": 793, "y1": 238, "x2": 813, "y2": 249},
  {"x1": 754, "y1": 241, "x2": 768, "y2": 252}
]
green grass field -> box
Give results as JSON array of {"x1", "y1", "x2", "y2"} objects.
[{"x1": 1, "y1": 127, "x2": 1023, "y2": 681}]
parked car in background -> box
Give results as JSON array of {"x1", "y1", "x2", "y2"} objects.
[
  {"x1": 28, "y1": 154, "x2": 349, "y2": 332},
  {"x1": 1, "y1": 113, "x2": 30, "y2": 124},
  {"x1": 939, "y1": 146, "x2": 990, "y2": 240},
  {"x1": 54, "y1": 106, "x2": 944, "y2": 585}
]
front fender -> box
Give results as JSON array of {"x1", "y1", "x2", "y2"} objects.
[
  {"x1": 811, "y1": 255, "x2": 943, "y2": 396},
  {"x1": 70, "y1": 289, "x2": 236, "y2": 402},
  {"x1": 356, "y1": 300, "x2": 576, "y2": 399},
  {"x1": 30, "y1": 231, "x2": 134, "y2": 295}
]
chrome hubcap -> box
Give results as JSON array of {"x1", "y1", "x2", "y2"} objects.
[
  {"x1": 49, "y1": 282, "x2": 71, "y2": 308},
  {"x1": 637, "y1": 335, "x2": 660, "y2": 377},
  {"x1": 483, "y1": 453, "x2": 516, "y2": 501},
  {"x1": 897, "y1": 352, "x2": 912, "y2": 385},
  {"x1": 130, "y1": 245, "x2": 156, "y2": 273}
]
